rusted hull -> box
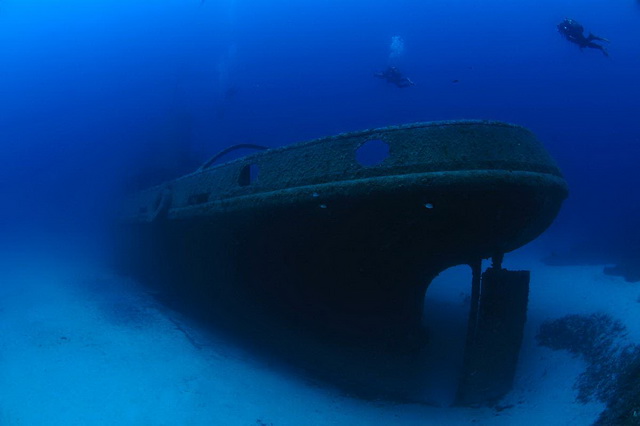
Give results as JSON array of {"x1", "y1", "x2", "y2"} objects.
[{"x1": 118, "y1": 169, "x2": 565, "y2": 335}]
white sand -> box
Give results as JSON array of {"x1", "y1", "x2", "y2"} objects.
[{"x1": 1, "y1": 244, "x2": 634, "y2": 425}]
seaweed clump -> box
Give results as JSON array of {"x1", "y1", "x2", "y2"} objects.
[
  {"x1": 596, "y1": 353, "x2": 640, "y2": 425},
  {"x1": 537, "y1": 313, "x2": 640, "y2": 424}
]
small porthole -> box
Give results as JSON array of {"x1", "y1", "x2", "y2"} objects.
[
  {"x1": 239, "y1": 163, "x2": 259, "y2": 186},
  {"x1": 356, "y1": 139, "x2": 389, "y2": 167}
]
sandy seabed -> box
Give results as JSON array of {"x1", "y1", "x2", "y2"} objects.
[{"x1": 1, "y1": 242, "x2": 636, "y2": 426}]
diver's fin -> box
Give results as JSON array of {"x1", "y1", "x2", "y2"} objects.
[{"x1": 588, "y1": 33, "x2": 610, "y2": 43}]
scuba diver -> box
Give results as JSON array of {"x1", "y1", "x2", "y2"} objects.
[
  {"x1": 557, "y1": 18, "x2": 609, "y2": 57},
  {"x1": 375, "y1": 66, "x2": 415, "y2": 88}
]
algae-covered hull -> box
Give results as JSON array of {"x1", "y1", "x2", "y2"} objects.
[{"x1": 117, "y1": 120, "x2": 567, "y2": 334}]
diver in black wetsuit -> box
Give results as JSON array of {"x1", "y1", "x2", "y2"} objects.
[
  {"x1": 557, "y1": 18, "x2": 609, "y2": 56},
  {"x1": 375, "y1": 66, "x2": 415, "y2": 88}
]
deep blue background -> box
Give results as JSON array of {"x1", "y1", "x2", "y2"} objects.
[{"x1": 1, "y1": 0, "x2": 638, "y2": 257}]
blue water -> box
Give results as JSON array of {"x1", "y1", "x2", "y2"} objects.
[
  {"x1": 2, "y1": 0, "x2": 639, "y2": 243},
  {"x1": 1, "y1": 0, "x2": 639, "y2": 423}
]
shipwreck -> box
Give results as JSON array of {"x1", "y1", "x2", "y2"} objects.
[{"x1": 116, "y1": 120, "x2": 568, "y2": 404}]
